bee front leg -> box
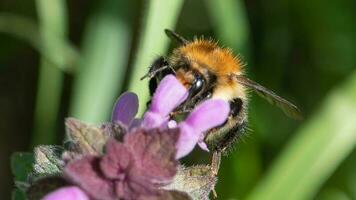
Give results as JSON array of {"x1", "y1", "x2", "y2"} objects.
[{"x1": 141, "y1": 56, "x2": 169, "y2": 80}]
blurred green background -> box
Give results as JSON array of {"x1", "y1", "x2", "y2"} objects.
[{"x1": 1, "y1": 0, "x2": 356, "y2": 199}]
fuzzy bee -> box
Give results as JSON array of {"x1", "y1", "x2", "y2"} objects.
[{"x1": 142, "y1": 29, "x2": 301, "y2": 164}]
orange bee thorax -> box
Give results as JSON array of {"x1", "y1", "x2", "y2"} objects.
[
  {"x1": 177, "y1": 39, "x2": 244, "y2": 76},
  {"x1": 169, "y1": 39, "x2": 247, "y2": 102}
]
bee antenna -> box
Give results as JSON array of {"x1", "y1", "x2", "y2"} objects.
[{"x1": 164, "y1": 29, "x2": 188, "y2": 45}]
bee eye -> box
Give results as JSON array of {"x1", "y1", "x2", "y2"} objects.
[{"x1": 190, "y1": 76, "x2": 205, "y2": 96}]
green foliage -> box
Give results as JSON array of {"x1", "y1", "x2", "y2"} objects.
[
  {"x1": 31, "y1": 0, "x2": 68, "y2": 146},
  {"x1": 127, "y1": 0, "x2": 184, "y2": 115},
  {"x1": 0, "y1": 13, "x2": 78, "y2": 71},
  {"x1": 247, "y1": 71, "x2": 356, "y2": 200},
  {"x1": 12, "y1": 189, "x2": 26, "y2": 200},
  {"x1": 11, "y1": 152, "x2": 34, "y2": 183},
  {"x1": 69, "y1": 0, "x2": 132, "y2": 122}
]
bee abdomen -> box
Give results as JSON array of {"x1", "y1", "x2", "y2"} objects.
[{"x1": 204, "y1": 97, "x2": 248, "y2": 153}]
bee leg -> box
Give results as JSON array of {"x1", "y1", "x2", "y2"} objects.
[
  {"x1": 209, "y1": 151, "x2": 221, "y2": 199},
  {"x1": 211, "y1": 151, "x2": 221, "y2": 176},
  {"x1": 141, "y1": 56, "x2": 169, "y2": 80}
]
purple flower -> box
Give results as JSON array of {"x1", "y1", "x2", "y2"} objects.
[
  {"x1": 42, "y1": 74, "x2": 230, "y2": 200},
  {"x1": 176, "y1": 99, "x2": 230, "y2": 158},
  {"x1": 111, "y1": 92, "x2": 139, "y2": 127},
  {"x1": 62, "y1": 128, "x2": 180, "y2": 200},
  {"x1": 42, "y1": 186, "x2": 89, "y2": 200},
  {"x1": 142, "y1": 75, "x2": 188, "y2": 128},
  {"x1": 111, "y1": 75, "x2": 230, "y2": 158}
]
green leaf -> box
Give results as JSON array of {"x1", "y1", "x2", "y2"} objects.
[
  {"x1": 33, "y1": 145, "x2": 64, "y2": 176},
  {"x1": 0, "y1": 13, "x2": 78, "y2": 72},
  {"x1": 247, "y1": 71, "x2": 356, "y2": 200},
  {"x1": 69, "y1": 0, "x2": 132, "y2": 123},
  {"x1": 206, "y1": 0, "x2": 250, "y2": 54},
  {"x1": 65, "y1": 118, "x2": 110, "y2": 155},
  {"x1": 11, "y1": 152, "x2": 34, "y2": 183},
  {"x1": 31, "y1": 0, "x2": 69, "y2": 147},
  {"x1": 165, "y1": 165, "x2": 217, "y2": 200},
  {"x1": 127, "y1": 0, "x2": 184, "y2": 115},
  {"x1": 12, "y1": 189, "x2": 26, "y2": 200}
]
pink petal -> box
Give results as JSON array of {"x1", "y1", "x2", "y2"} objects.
[
  {"x1": 142, "y1": 75, "x2": 188, "y2": 128},
  {"x1": 176, "y1": 99, "x2": 230, "y2": 158},
  {"x1": 142, "y1": 112, "x2": 168, "y2": 129},
  {"x1": 124, "y1": 128, "x2": 179, "y2": 181},
  {"x1": 167, "y1": 120, "x2": 177, "y2": 128},
  {"x1": 64, "y1": 156, "x2": 116, "y2": 200},
  {"x1": 112, "y1": 92, "x2": 139, "y2": 126},
  {"x1": 198, "y1": 141, "x2": 210, "y2": 152},
  {"x1": 175, "y1": 123, "x2": 201, "y2": 159},
  {"x1": 100, "y1": 139, "x2": 132, "y2": 180},
  {"x1": 184, "y1": 99, "x2": 230, "y2": 133},
  {"x1": 42, "y1": 186, "x2": 89, "y2": 200}
]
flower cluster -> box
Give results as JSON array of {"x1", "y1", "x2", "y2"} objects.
[{"x1": 26, "y1": 75, "x2": 229, "y2": 200}]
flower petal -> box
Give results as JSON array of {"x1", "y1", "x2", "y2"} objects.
[
  {"x1": 198, "y1": 141, "x2": 210, "y2": 152},
  {"x1": 64, "y1": 156, "x2": 116, "y2": 200},
  {"x1": 100, "y1": 139, "x2": 132, "y2": 180},
  {"x1": 112, "y1": 92, "x2": 139, "y2": 126},
  {"x1": 42, "y1": 186, "x2": 89, "y2": 200},
  {"x1": 142, "y1": 112, "x2": 168, "y2": 129},
  {"x1": 176, "y1": 99, "x2": 230, "y2": 158},
  {"x1": 142, "y1": 75, "x2": 188, "y2": 128},
  {"x1": 124, "y1": 128, "x2": 179, "y2": 182},
  {"x1": 175, "y1": 123, "x2": 201, "y2": 159},
  {"x1": 167, "y1": 120, "x2": 177, "y2": 128},
  {"x1": 184, "y1": 99, "x2": 230, "y2": 133},
  {"x1": 129, "y1": 118, "x2": 142, "y2": 130}
]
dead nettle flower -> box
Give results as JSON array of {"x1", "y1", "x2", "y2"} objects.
[
  {"x1": 63, "y1": 128, "x2": 180, "y2": 200},
  {"x1": 42, "y1": 75, "x2": 229, "y2": 200}
]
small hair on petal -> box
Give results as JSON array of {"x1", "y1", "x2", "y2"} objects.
[{"x1": 112, "y1": 92, "x2": 139, "y2": 126}]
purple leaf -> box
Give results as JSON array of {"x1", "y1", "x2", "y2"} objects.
[
  {"x1": 41, "y1": 186, "x2": 89, "y2": 200},
  {"x1": 100, "y1": 139, "x2": 132, "y2": 180},
  {"x1": 63, "y1": 128, "x2": 181, "y2": 200},
  {"x1": 112, "y1": 92, "x2": 139, "y2": 126},
  {"x1": 64, "y1": 156, "x2": 116, "y2": 200},
  {"x1": 124, "y1": 128, "x2": 179, "y2": 182}
]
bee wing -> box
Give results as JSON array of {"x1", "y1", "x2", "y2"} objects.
[
  {"x1": 164, "y1": 29, "x2": 188, "y2": 45},
  {"x1": 236, "y1": 75, "x2": 303, "y2": 120}
]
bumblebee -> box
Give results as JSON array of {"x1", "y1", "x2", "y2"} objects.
[{"x1": 142, "y1": 29, "x2": 301, "y2": 161}]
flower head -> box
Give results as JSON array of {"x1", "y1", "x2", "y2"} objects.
[
  {"x1": 63, "y1": 128, "x2": 179, "y2": 200},
  {"x1": 42, "y1": 74, "x2": 229, "y2": 200}
]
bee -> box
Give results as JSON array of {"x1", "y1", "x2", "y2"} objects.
[{"x1": 142, "y1": 29, "x2": 301, "y2": 165}]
